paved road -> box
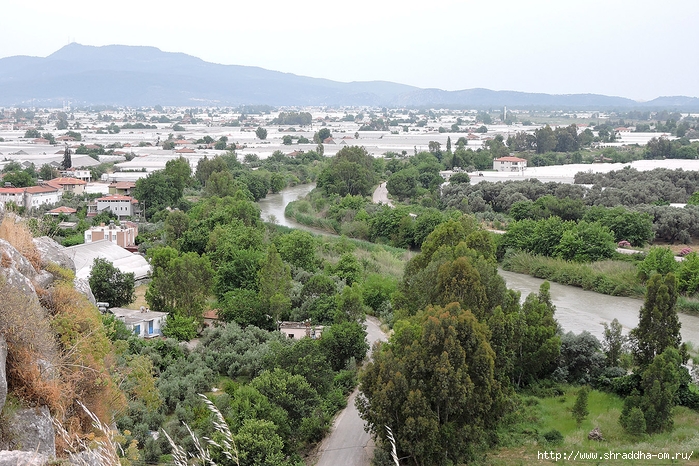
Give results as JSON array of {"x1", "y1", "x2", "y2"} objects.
[
  {"x1": 372, "y1": 182, "x2": 393, "y2": 207},
  {"x1": 315, "y1": 317, "x2": 388, "y2": 466}
]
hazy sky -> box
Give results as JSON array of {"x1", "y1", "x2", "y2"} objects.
[{"x1": 2, "y1": 0, "x2": 697, "y2": 101}]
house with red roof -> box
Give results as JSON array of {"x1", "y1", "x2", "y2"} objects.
[
  {"x1": 0, "y1": 187, "x2": 26, "y2": 207},
  {"x1": 493, "y1": 156, "x2": 528, "y2": 172},
  {"x1": 45, "y1": 177, "x2": 87, "y2": 195},
  {"x1": 23, "y1": 185, "x2": 61, "y2": 209},
  {"x1": 47, "y1": 206, "x2": 77, "y2": 216}
]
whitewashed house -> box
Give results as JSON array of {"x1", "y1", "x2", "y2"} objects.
[
  {"x1": 278, "y1": 321, "x2": 324, "y2": 340},
  {"x1": 493, "y1": 156, "x2": 527, "y2": 172},
  {"x1": 110, "y1": 307, "x2": 167, "y2": 338},
  {"x1": 23, "y1": 185, "x2": 61, "y2": 209},
  {"x1": 89, "y1": 194, "x2": 139, "y2": 219}
]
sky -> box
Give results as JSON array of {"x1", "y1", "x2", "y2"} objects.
[{"x1": 1, "y1": 0, "x2": 698, "y2": 101}]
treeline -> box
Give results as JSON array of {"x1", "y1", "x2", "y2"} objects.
[
  {"x1": 442, "y1": 169, "x2": 699, "y2": 244},
  {"x1": 358, "y1": 216, "x2": 698, "y2": 464}
]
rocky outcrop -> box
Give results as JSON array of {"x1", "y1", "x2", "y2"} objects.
[
  {"x1": 0, "y1": 239, "x2": 37, "y2": 298},
  {"x1": 0, "y1": 336, "x2": 6, "y2": 413},
  {"x1": 0, "y1": 406, "x2": 55, "y2": 457},
  {"x1": 0, "y1": 451, "x2": 49, "y2": 465},
  {"x1": 74, "y1": 278, "x2": 96, "y2": 305},
  {"x1": 33, "y1": 237, "x2": 76, "y2": 273},
  {"x1": 588, "y1": 426, "x2": 604, "y2": 441}
]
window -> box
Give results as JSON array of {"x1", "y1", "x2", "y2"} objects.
[{"x1": 133, "y1": 324, "x2": 141, "y2": 335}]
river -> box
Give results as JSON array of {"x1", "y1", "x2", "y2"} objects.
[
  {"x1": 256, "y1": 183, "x2": 327, "y2": 234},
  {"x1": 258, "y1": 185, "x2": 699, "y2": 346}
]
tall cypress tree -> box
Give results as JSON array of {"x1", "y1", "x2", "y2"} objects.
[{"x1": 630, "y1": 273, "x2": 685, "y2": 367}]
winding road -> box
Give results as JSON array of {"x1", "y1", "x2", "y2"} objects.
[{"x1": 314, "y1": 317, "x2": 388, "y2": 466}]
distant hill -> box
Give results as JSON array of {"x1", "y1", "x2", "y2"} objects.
[{"x1": 0, "y1": 43, "x2": 697, "y2": 109}]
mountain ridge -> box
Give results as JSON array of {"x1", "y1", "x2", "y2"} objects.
[{"x1": 1, "y1": 43, "x2": 698, "y2": 109}]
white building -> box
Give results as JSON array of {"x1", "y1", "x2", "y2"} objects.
[
  {"x1": 110, "y1": 307, "x2": 167, "y2": 338},
  {"x1": 278, "y1": 321, "x2": 324, "y2": 340},
  {"x1": 85, "y1": 221, "x2": 138, "y2": 248},
  {"x1": 23, "y1": 185, "x2": 62, "y2": 209},
  {"x1": 0, "y1": 187, "x2": 26, "y2": 207},
  {"x1": 89, "y1": 194, "x2": 139, "y2": 219},
  {"x1": 493, "y1": 156, "x2": 528, "y2": 172}
]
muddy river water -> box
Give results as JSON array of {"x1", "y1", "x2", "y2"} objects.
[{"x1": 258, "y1": 185, "x2": 699, "y2": 346}]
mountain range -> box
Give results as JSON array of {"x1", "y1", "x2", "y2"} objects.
[{"x1": 1, "y1": 43, "x2": 698, "y2": 109}]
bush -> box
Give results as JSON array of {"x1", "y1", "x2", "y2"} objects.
[{"x1": 541, "y1": 429, "x2": 564, "y2": 445}]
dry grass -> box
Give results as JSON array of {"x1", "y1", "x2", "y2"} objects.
[
  {"x1": 131, "y1": 284, "x2": 149, "y2": 309},
  {"x1": 0, "y1": 214, "x2": 42, "y2": 271}
]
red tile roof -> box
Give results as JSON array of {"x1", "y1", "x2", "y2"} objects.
[
  {"x1": 47, "y1": 177, "x2": 87, "y2": 186},
  {"x1": 0, "y1": 187, "x2": 25, "y2": 194},
  {"x1": 494, "y1": 156, "x2": 527, "y2": 162},
  {"x1": 47, "y1": 206, "x2": 77, "y2": 214},
  {"x1": 24, "y1": 186, "x2": 59, "y2": 194}
]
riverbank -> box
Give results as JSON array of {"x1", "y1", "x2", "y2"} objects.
[{"x1": 501, "y1": 250, "x2": 699, "y2": 317}]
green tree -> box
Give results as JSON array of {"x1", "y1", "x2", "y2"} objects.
[
  {"x1": 314, "y1": 128, "x2": 331, "y2": 143},
  {"x1": 146, "y1": 248, "x2": 213, "y2": 320},
  {"x1": 320, "y1": 321, "x2": 369, "y2": 371},
  {"x1": 639, "y1": 348, "x2": 683, "y2": 433},
  {"x1": 219, "y1": 289, "x2": 271, "y2": 330},
  {"x1": 2, "y1": 171, "x2": 33, "y2": 188},
  {"x1": 510, "y1": 282, "x2": 561, "y2": 387},
  {"x1": 603, "y1": 318, "x2": 626, "y2": 367},
  {"x1": 162, "y1": 313, "x2": 198, "y2": 341},
  {"x1": 317, "y1": 146, "x2": 376, "y2": 197},
  {"x1": 386, "y1": 168, "x2": 419, "y2": 200},
  {"x1": 332, "y1": 253, "x2": 362, "y2": 286},
  {"x1": 630, "y1": 273, "x2": 685, "y2": 367},
  {"x1": 258, "y1": 244, "x2": 292, "y2": 322},
  {"x1": 270, "y1": 172, "x2": 286, "y2": 193},
  {"x1": 554, "y1": 221, "x2": 616, "y2": 262},
  {"x1": 88, "y1": 258, "x2": 135, "y2": 307},
  {"x1": 637, "y1": 247, "x2": 678, "y2": 282},
  {"x1": 235, "y1": 419, "x2": 288, "y2": 466},
  {"x1": 61, "y1": 147, "x2": 73, "y2": 170},
  {"x1": 255, "y1": 126, "x2": 268, "y2": 140},
  {"x1": 195, "y1": 155, "x2": 228, "y2": 185},
  {"x1": 274, "y1": 230, "x2": 318, "y2": 271},
  {"x1": 133, "y1": 170, "x2": 183, "y2": 218},
  {"x1": 572, "y1": 386, "x2": 590, "y2": 426},
  {"x1": 164, "y1": 156, "x2": 192, "y2": 193},
  {"x1": 358, "y1": 302, "x2": 505, "y2": 466},
  {"x1": 251, "y1": 368, "x2": 321, "y2": 429}
]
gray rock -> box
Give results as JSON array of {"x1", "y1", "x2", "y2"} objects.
[
  {"x1": 34, "y1": 270, "x2": 55, "y2": 290},
  {"x1": 0, "y1": 239, "x2": 37, "y2": 281},
  {"x1": 0, "y1": 451, "x2": 50, "y2": 466},
  {"x1": 0, "y1": 336, "x2": 6, "y2": 414},
  {"x1": 33, "y1": 237, "x2": 76, "y2": 273},
  {"x1": 69, "y1": 448, "x2": 106, "y2": 466},
  {"x1": 1, "y1": 262, "x2": 38, "y2": 299},
  {"x1": 588, "y1": 426, "x2": 604, "y2": 441},
  {"x1": 1, "y1": 406, "x2": 55, "y2": 457},
  {"x1": 73, "y1": 278, "x2": 96, "y2": 306}
]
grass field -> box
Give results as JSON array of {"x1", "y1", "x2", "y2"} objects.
[{"x1": 485, "y1": 386, "x2": 699, "y2": 465}]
